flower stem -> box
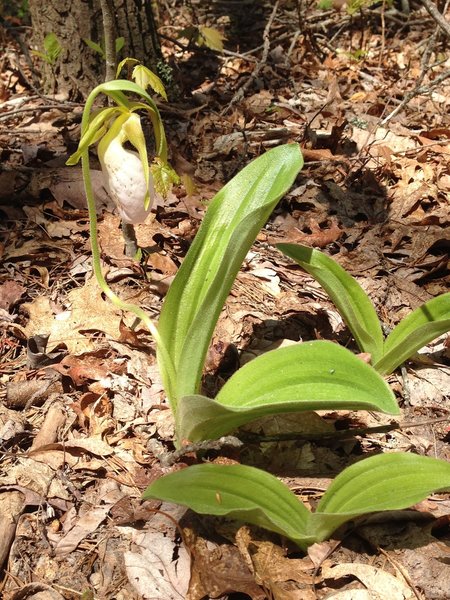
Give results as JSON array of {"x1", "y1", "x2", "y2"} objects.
[
  {"x1": 122, "y1": 221, "x2": 139, "y2": 257},
  {"x1": 80, "y1": 130, "x2": 177, "y2": 405}
]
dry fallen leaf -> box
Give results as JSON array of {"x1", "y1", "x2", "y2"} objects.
[
  {"x1": 0, "y1": 280, "x2": 26, "y2": 311},
  {"x1": 23, "y1": 277, "x2": 128, "y2": 354},
  {"x1": 236, "y1": 527, "x2": 315, "y2": 598},
  {"x1": 322, "y1": 562, "x2": 415, "y2": 600},
  {"x1": 124, "y1": 504, "x2": 190, "y2": 600},
  {"x1": 54, "y1": 503, "x2": 113, "y2": 556}
]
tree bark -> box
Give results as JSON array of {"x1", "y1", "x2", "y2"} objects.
[{"x1": 28, "y1": 0, "x2": 162, "y2": 100}]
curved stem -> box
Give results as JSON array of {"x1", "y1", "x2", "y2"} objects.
[{"x1": 79, "y1": 94, "x2": 177, "y2": 405}]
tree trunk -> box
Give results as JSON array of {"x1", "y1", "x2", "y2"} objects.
[{"x1": 28, "y1": 0, "x2": 162, "y2": 100}]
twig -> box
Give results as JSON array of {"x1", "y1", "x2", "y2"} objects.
[
  {"x1": 0, "y1": 104, "x2": 75, "y2": 122},
  {"x1": 158, "y1": 436, "x2": 244, "y2": 467},
  {"x1": 221, "y1": 0, "x2": 280, "y2": 114},
  {"x1": 420, "y1": 0, "x2": 450, "y2": 38},
  {"x1": 99, "y1": 0, "x2": 116, "y2": 82},
  {"x1": 380, "y1": 4, "x2": 449, "y2": 126},
  {"x1": 378, "y1": 547, "x2": 425, "y2": 600},
  {"x1": 382, "y1": 67, "x2": 450, "y2": 125},
  {"x1": 377, "y1": 0, "x2": 387, "y2": 69},
  {"x1": 157, "y1": 417, "x2": 450, "y2": 466}
]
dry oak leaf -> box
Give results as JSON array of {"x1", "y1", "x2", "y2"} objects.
[
  {"x1": 322, "y1": 562, "x2": 415, "y2": 600},
  {"x1": 0, "y1": 280, "x2": 26, "y2": 311},
  {"x1": 23, "y1": 277, "x2": 128, "y2": 355}
]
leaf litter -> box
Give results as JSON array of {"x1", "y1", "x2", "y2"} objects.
[{"x1": 1, "y1": 0, "x2": 449, "y2": 598}]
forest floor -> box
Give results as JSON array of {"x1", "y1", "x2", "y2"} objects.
[{"x1": 0, "y1": 1, "x2": 450, "y2": 598}]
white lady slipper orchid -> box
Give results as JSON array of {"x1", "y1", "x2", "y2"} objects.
[{"x1": 98, "y1": 112, "x2": 160, "y2": 224}]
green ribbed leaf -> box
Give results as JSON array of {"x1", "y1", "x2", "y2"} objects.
[
  {"x1": 374, "y1": 293, "x2": 450, "y2": 374},
  {"x1": 278, "y1": 244, "x2": 384, "y2": 363},
  {"x1": 144, "y1": 455, "x2": 450, "y2": 551},
  {"x1": 143, "y1": 463, "x2": 315, "y2": 550},
  {"x1": 310, "y1": 453, "x2": 450, "y2": 541},
  {"x1": 158, "y1": 145, "x2": 303, "y2": 411},
  {"x1": 177, "y1": 341, "x2": 398, "y2": 441}
]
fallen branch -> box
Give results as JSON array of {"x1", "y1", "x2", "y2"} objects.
[
  {"x1": 420, "y1": 0, "x2": 450, "y2": 38},
  {"x1": 222, "y1": 0, "x2": 280, "y2": 114},
  {"x1": 381, "y1": 0, "x2": 449, "y2": 125}
]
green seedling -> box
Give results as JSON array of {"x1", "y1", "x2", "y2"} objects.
[
  {"x1": 278, "y1": 244, "x2": 450, "y2": 375},
  {"x1": 32, "y1": 32, "x2": 61, "y2": 65},
  {"x1": 84, "y1": 36, "x2": 125, "y2": 60},
  {"x1": 116, "y1": 58, "x2": 168, "y2": 100},
  {"x1": 346, "y1": 0, "x2": 393, "y2": 13},
  {"x1": 178, "y1": 24, "x2": 225, "y2": 52},
  {"x1": 143, "y1": 453, "x2": 450, "y2": 551}
]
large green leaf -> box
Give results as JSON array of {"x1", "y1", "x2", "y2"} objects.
[
  {"x1": 277, "y1": 244, "x2": 384, "y2": 363},
  {"x1": 310, "y1": 453, "x2": 450, "y2": 541},
  {"x1": 158, "y1": 144, "x2": 303, "y2": 410},
  {"x1": 142, "y1": 463, "x2": 315, "y2": 549},
  {"x1": 177, "y1": 341, "x2": 399, "y2": 441},
  {"x1": 143, "y1": 455, "x2": 450, "y2": 551},
  {"x1": 374, "y1": 293, "x2": 450, "y2": 375}
]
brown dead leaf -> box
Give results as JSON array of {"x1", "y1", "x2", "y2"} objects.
[
  {"x1": 70, "y1": 391, "x2": 114, "y2": 434},
  {"x1": 323, "y1": 590, "x2": 383, "y2": 599},
  {"x1": 322, "y1": 562, "x2": 415, "y2": 600},
  {"x1": 0, "y1": 457, "x2": 71, "y2": 499},
  {"x1": 98, "y1": 213, "x2": 169, "y2": 261},
  {"x1": 0, "y1": 280, "x2": 25, "y2": 311},
  {"x1": 48, "y1": 167, "x2": 114, "y2": 212},
  {"x1": 146, "y1": 250, "x2": 178, "y2": 275},
  {"x1": 8, "y1": 583, "x2": 65, "y2": 600},
  {"x1": 292, "y1": 217, "x2": 342, "y2": 248},
  {"x1": 53, "y1": 352, "x2": 124, "y2": 386},
  {"x1": 54, "y1": 502, "x2": 114, "y2": 556},
  {"x1": 124, "y1": 504, "x2": 190, "y2": 600},
  {"x1": 0, "y1": 491, "x2": 24, "y2": 570},
  {"x1": 406, "y1": 366, "x2": 450, "y2": 408},
  {"x1": 3, "y1": 237, "x2": 69, "y2": 262},
  {"x1": 236, "y1": 527, "x2": 315, "y2": 597},
  {"x1": 78, "y1": 389, "x2": 101, "y2": 411},
  {"x1": 31, "y1": 402, "x2": 66, "y2": 451},
  {"x1": 243, "y1": 90, "x2": 274, "y2": 116},
  {"x1": 301, "y1": 148, "x2": 335, "y2": 161},
  {"x1": 358, "y1": 521, "x2": 450, "y2": 599},
  {"x1": 28, "y1": 437, "x2": 115, "y2": 458},
  {"x1": 185, "y1": 527, "x2": 264, "y2": 600},
  {"x1": 23, "y1": 277, "x2": 127, "y2": 354},
  {"x1": 45, "y1": 219, "x2": 86, "y2": 239},
  {"x1": 118, "y1": 318, "x2": 142, "y2": 346}
]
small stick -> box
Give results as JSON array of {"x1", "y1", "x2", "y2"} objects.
[
  {"x1": 99, "y1": 0, "x2": 116, "y2": 82},
  {"x1": 420, "y1": 0, "x2": 450, "y2": 38},
  {"x1": 222, "y1": 0, "x2": 280, "y2": 114},
  {"x1": 381, "y1": 0, "x2": 450, "y2": 124},
  {"x1": 157, "y1": 416, "x2": 450, "y2": 465}
]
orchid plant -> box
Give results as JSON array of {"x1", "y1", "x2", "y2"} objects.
[{"x1": 68, "y1": 77, "x2": 450, "y2": 553}]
